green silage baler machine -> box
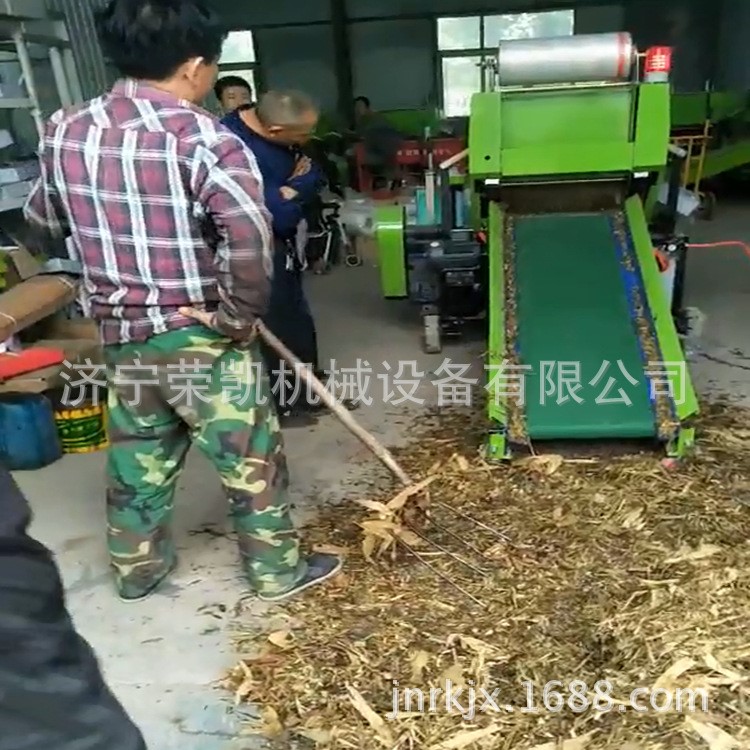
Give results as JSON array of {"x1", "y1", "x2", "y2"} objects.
[{"x1": 374, "y1": 32, "x2": 699, "y2": 460}]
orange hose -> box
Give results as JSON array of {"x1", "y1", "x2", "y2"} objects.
[
  {"x1": 653, "y1": 249, "x2": 669, "y2": 271},
  {"x1": 652, "y1": 240, "x2": 750, "y2": 273},
  {"x1": 686, "y1": 240, "x2": 750, "y2": 261}
]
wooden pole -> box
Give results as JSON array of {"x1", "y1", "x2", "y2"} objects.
[
  {"x1": 256, "y1": 321, "x2": 413, "y2": 486},
  {"x1": 438, "y1": 147, "x2": 469, "y2": 171}
]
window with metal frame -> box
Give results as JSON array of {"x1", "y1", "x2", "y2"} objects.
[
  {"x1": 217, "y1": 30, "x2": 259, "y2": 104},
  {"x1": 437, "y1": 10, "x2": 575, "y2": 117}
]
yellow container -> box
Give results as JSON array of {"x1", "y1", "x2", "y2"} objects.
[{"x1": 53, "y1": 402, "x2": 109, "y2": 454}]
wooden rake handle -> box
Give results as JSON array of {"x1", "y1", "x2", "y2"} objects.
[{"x1": 255, "y1": 320, "x2": 412, "y2": 486}]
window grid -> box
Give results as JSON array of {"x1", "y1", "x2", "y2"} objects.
[
  {"x1": 217, "y1": 30, "x2": 260, "y2": 105},
  {"x1": 437, "y1": 10, "x2": 575, "y2": 117}
]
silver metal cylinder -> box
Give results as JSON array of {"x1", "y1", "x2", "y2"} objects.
[{"x1": 496, "y1": 32, "x2": 634, "y2": 87}]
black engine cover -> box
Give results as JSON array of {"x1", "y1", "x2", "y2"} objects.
[{"x1": 404, "y1": 227, "x2": 483, "y2": 305}]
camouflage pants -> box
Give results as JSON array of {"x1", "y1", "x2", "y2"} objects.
[{"x1": 103, "y1": 326, "x2": 306, "y2": 600}]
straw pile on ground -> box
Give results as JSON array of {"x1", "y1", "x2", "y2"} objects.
[{"x1": 224, "y1": 401, "x2": 750, "y2": 750}]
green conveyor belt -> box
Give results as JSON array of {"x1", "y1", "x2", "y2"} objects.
[{"x1": 514, "y1": 212, "x2": 657, "y2": 440}]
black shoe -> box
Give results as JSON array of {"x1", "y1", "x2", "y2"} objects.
[
  {"x1": 278, "y1": 407, "x2": 319, "y2": 428},
  {"x1": 299, "y1": 398, "x2": 360, "y2": 413},
  {"x1": 299, "y1": 400, "x2": 328, "y2": 413},
  {"x1": 258, "y1": 553, "x2": 343, "y2": 602},
  {"x1": 118, "y1": 557, "x2": 177, "y2": 603}
]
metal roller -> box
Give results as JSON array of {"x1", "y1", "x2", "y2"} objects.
[{"x1": 496, "y1": 32, "x2": 634, "y2": 87}]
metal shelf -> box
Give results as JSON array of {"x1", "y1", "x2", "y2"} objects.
[
  {"x1": 0, "y1": 194, "x2": 27, "y2": 212},
  {"x1": 0, "y1": 0, "x2": 48, "y2": 21},
  {"x1": 0, "y1": 19, "x2": 70, "y2": 45},
  {"x1": 0, "y1": 98, "x2": 34, "y2": 109},
  {"x1": 0, "y1": 5, "x2": 83, "y2": 215}
]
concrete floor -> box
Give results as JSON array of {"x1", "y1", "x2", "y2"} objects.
[{"x1": 13, "y1": 201, "x2": 750, "y2": 749}]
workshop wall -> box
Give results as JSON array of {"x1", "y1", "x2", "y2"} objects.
[
  {"x1": 218, "y1": 0, "x2": 331, "y2": 27},
  {"x1": 339, "y1": 0, "x2": 719, "y2": 110},
  {"x1": 717, "y1": 0, "x2": 750, "y2": 90},
  {"x1": 624, "y1": 0, "x2": 720, "y2": 92},
  {"x1": 255, "y1": 26, "x2": 339, "y2": 112},
  {"x1": 349, "y1": 19, "x2": 435, "y2": 111},
  {"x1": 346, "y1": 4, "x2": 623, "y2": 113},
  {"x1": 47, "y1": 0, "x2": 110, "y2": 99},
  {"x1": 345, "y1": 0, "x2": 610, "y2": 20},
  {"x1": 574, "y1": 4, "x2": 624, "y2": 34},
  {"x1": 47, "y1": 0, "x2": 734, "y2": 117}
]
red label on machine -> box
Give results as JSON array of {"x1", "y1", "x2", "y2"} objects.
[{"x1": 645, "y1": 46, "x2": 672, "y2": 75}]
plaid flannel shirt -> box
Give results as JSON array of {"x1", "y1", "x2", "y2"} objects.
[{"x1": 24, "y1": 79, "x2": 273, "y2": 345}]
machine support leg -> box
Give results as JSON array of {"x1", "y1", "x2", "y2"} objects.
[
  {"x1": 485, "y1": 430, "x2": 509, "y2": 462},
  {"x1": 421, "y1": 305, "x2": 442, "y2": 354},
  {"x1": 667, "y1": 426, "x2": 696, "y2": 460},
  {"x1": 672, "y1": 242, "x2": 688, "y2": 321}
]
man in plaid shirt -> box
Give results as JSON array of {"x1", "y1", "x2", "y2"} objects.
[{"x1": 24, "y1": 0, "x2": 342, "y2": 604}]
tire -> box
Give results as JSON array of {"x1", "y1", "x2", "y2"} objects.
[
  {"x1": 328, "y1": 224, "x2": 343, "y2": 267},
  {"x1": 698, "y1": 191, "x2": 716, "y2": 221}
]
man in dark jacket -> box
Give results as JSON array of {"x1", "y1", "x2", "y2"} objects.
[
  {"x1": 221, "y1": 92, "x2": 327, "y2": 424},
  {"x1": 0, "y1": 465, "x2": 146, "y2": 749}
]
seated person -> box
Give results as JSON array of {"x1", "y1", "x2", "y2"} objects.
[
  {"x1": 303, "y1": 135, "x2": 345, "y2": 199},
  {"x1": 221, "y1": 91, "x2": 330, "y2": 423},
  {"x1": 214, "y1": 74, "x2": 253, "y2": 114},
  {"x1": 351, "y1": 96, "x2": 403, "y2": 190}
]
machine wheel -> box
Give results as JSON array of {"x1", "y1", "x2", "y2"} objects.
[
  {"x1": 698, "y1": 191, "x2": 717, "y2": 221},
  {"x1": 422, "y1": 314, "x2": 442, "y2": 354},
  {"x1": 344, "y1": 235, "x2": 363, "y2": 267}
]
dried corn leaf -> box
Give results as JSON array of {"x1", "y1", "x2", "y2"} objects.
[
  {"x1": 234, "y1": 675, "x2": 255, "y2": 705},
  {"x1": 386, "y1": 476, "x2": 437, "y2": 511},
  {"x1": 295, "y1": 727, "x2": 333, "y2": 745},
  {"x1": 653, "y1": 656, "x2": 696, "y2": 689},
  {"x1": 267, "y1": 630, "x2": 295, "y2": 651},
  {"x1": 665, "y1": 544, "x2": 724, "y2": 564},
  {"x1": 685, "y1": 717, "x2": 741, "y2": 750},
  {"x1": 439, "y1": 662, "x2": 465, "y2": 688},
  {"x1": 362, "y1": 534, "x2": 378, "y2": 561},
  {"x1": 520, "y1": 454, "x2": 564, "y2": 475},
  {"x1": 621, "y1": 507, "x2": 646, "y2": 530},
  {"x1": 223, "y1": 402, "x2": 750, "y2": 750},
  {"x1": 453, "y1": 454, "x2": 471, "y2": 472},
  {"x1": 447, "y1": 634, "x2": 503, "y2": 659},
  {"x1": 427, "y1": 460, "x2": 443, "y2": 475},
  {"x1": 703, "y1": 653, "x2": 746, "y2": 682},
  {"x1": 378, "y1": 535, "x2": 395, "y2": 557},
  {"x1": 355, "y1": 499, "x2": 392, "y2": 515},
  {"x1": 410, "y1": 650, "x2": 431, "y2": 681},
  {"x1": 483, "y1": 542, "x2": 506, "y2": 560},
  {"x1": 258, "y1": 706, "x2": 284, "y2": 738},
  {"x1": 395, "y1": 528, "x2": 426, "y2": 547},
  {"x1": 428, "y1": 724, "x2": 502, "y2": 750},
  {"x1": 346, "y1": 685, "x2": 394, "y2": 744},
  {"x1": 358, "y1": 519, "x2": 400, "y2": 540},
  {"x1": 527, "y1": 732, "x2": 596, "y2": 750}
]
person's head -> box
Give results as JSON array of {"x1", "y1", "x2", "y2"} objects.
[
  {"x1": 354, "y1": 96, "x2": 371, "y2": 121},
  {"x1": 96, "y1": 0, "x2": 225, "y2": 104},
  {"x1": 214, "y1": 75, "x2": 253, "y2": 113},
  {"x1": 255, "y1": 90, "x2": 319, "y2": 146}
]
